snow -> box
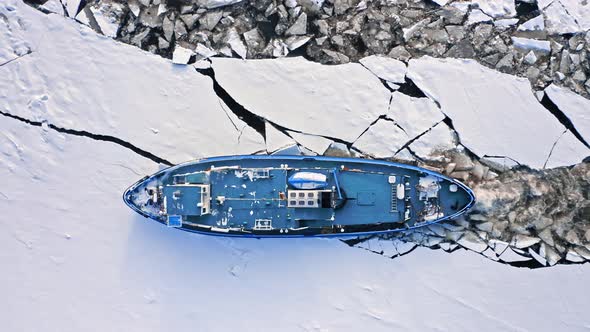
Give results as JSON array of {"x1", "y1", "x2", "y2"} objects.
[
  {"x1": 359, "y1": 55, "x2": 407, "y2": 84},
  {"x1": 388, "y1": 92, "x2": 445, "y2": 138},
  {"x1": 352, "y1": 120, "x2": 409, "y2": 158},
  {"x1": 511, "y1": 37, "x2": 551, "y2": 53},
  {"x1": 472, "y1": 0, "x2": 517, "y2": 18},
  {"x1": 0, "y1": 2, "x2": 264, "y2": 165},
  {"x1": 210, "y1": 57, "x2": 391, "y2": 143},
  {"x1": 407, "y1": 57, "x2": 570, "y2": 169},
  {"x1": 544, "y1": 84, "x2": 590, "y2": 143}
]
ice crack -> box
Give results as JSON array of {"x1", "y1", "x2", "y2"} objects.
[{"x1": 0, "y1": 110, "x2": 173, "y2": 166}]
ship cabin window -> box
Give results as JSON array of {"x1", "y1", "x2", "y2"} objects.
[
  {"x1": 290, "y1": 192, "x2": 296, "y2": 198},
  {"x1": 307, "y1": 192, "x2": 315, "y2": 198},
  {"x1": 298, "y1": 201, "x2": 305, "y2": 205},
  {"x1": 298, "y1": 192, "x2": 305, "y2": 198},
  {"x1": 290, "y1": 200, "x2": 297, "y2": 205},
  {"x1": 307, "y1": 201, "x2": 314, "y2": 206}
]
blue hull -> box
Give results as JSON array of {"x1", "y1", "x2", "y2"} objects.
[{"x1": 123, "y1": 155, "x2": 476, "y2": 238}]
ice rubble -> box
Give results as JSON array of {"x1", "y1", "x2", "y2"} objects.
[
  {"x1": 210, "y1": 57, "x2": 391, "y2": 142},
  {"x1": 0, "y1": 2, "x2": 264, "y2": 165},
  {"x1": 407, "y1": 56, "x2": 588, "y2": 169}
]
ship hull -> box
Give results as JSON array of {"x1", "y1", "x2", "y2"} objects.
[{"x1": 123, "y1": 155, "x2": 476, "y2": 238}]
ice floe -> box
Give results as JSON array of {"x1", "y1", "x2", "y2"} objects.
[
  {"x1": 210, "y1": 57, "x2": 390, "y2": 143},
  {"x1": 264, "y1": 122, "x2": 296, "y2": 153},
  {"x1": 406, "y1": 57, "x2": 573, "y2": 169},
  {"x1": 352, "y1": 120, "x2": 409, "y2": 158},
  {"x1": 388, "y1": 92, "x2": 445, "y2": 139},
  {"x1": 359, "y1": 55, "x2": 407, "y2": 84},
  {"x1": 409, "y1": 123, "x2": 457, "y2": 160},
  {"x1": 544, "y1": 84, "x2": 590, "y2": 143}
]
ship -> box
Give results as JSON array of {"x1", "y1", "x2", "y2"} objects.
[{"x1": 123, "y1": 155, "x2": 475, "y2": 237}]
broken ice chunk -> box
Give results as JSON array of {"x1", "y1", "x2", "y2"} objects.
[
  {"x1": 456, "y1": 231, "x2": 488, "y2": 253},
  {"x1": 466, "y1": 9, "x2": 492, "y2": 26},
  {"x1": 472, "y1": 0, "x2": 516, "y2": 18},
  {"x1": 352, "y1": 120, "x2": 409, "y2": 158},
  {"x1": 90, "y1": 3, "x2": 125, "y2": 38},
  {"x1": 528, "y1": 247, "x2": 547, "y2": 266},
  {"x1": 172, "y1": 45, "x2": 194, "y2": 64},
  {"x1": 226, "y1": 28, "x2": 247, "y2": 59},
  {"x1": 499, "y1": 247, "x2": 533, "y2": 263},
  {"x1": 544, "y1": 130, "x2": 590, "y2": 169},
  {"x1": 287, "y1": 131, "x2": 333, "y2": 155},
  {"x1": 409, "y1": 123, "x2": 457, "y2": 160},
  {"x1": 210, "y1": 57, "x2": 390, "y2": 143},
  {"x1": 359, "y1": 55, "x2": 407, "y2": 84},
  {"x1": 265, "y1": 122, "x2": 296, "y2": 153},
  {"x1": 544, "y1": 84, "x2": 590, "y2": 143},
  {"x1": 40, "y1": 0, "x2": 65, "y2": 16},
  {"x1": 511, "y1": 37, "x2": 551, "y2": 54},
  {"x1": 389, "y1": 92, "x2": 445, "y2": 139},
  {"x1": 407, "y1": 57, "x2": 569, "y2": 169},
  {"x1": 285, "y1": 12, "x2": 307, "y2": 36},
  {"x1": 543, "y1": 0, "x2": 585, "y2": 35},
  {"x1": 518, "y1": 15, "x2": 545, "y2": 31},
  {"x1": 200, "y1": 0, "x2": 244, "y2": 9},
  {"x1": 511, "y1": 235, "x2": 541, "y2": 249}
]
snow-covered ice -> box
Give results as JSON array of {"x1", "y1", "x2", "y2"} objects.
[
  {"x1": 211, "y1": 57, "x2": 391, "y2": 143},
  {"x1": 359, "y1": 55, "x2": 407, "y2": 84},
  {"x1": 352, "y1": 120, "x2": 409, "y2": 158},
  {"x1": 409, "y1": 123, "x2": 457, "y2": 160},
  {"x1": 542, "y1": 0, "x2": 589, "y2": 35},
  {"x1": 0, "y1": 2, "x2": 264, "y2": 164},
  {"x1": 406, "y1": 57, "x2": 581, "y2": 169},
  {"x1": 544, "y1": 84, "x2": 590, "y2": 143},
  {"x1": 471, "y1": 0, "x2": 517, "y2": 18},
  {"x1": 264, "y1": 122, "x2": 296, "y2": 153},
  {"x1": 388, "y1": 92, "x2": 445, "y2": 139}
]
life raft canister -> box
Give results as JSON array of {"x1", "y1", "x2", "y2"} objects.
[{"x1": 288, "y1": 172, "x2": 328, "y2": 189}]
